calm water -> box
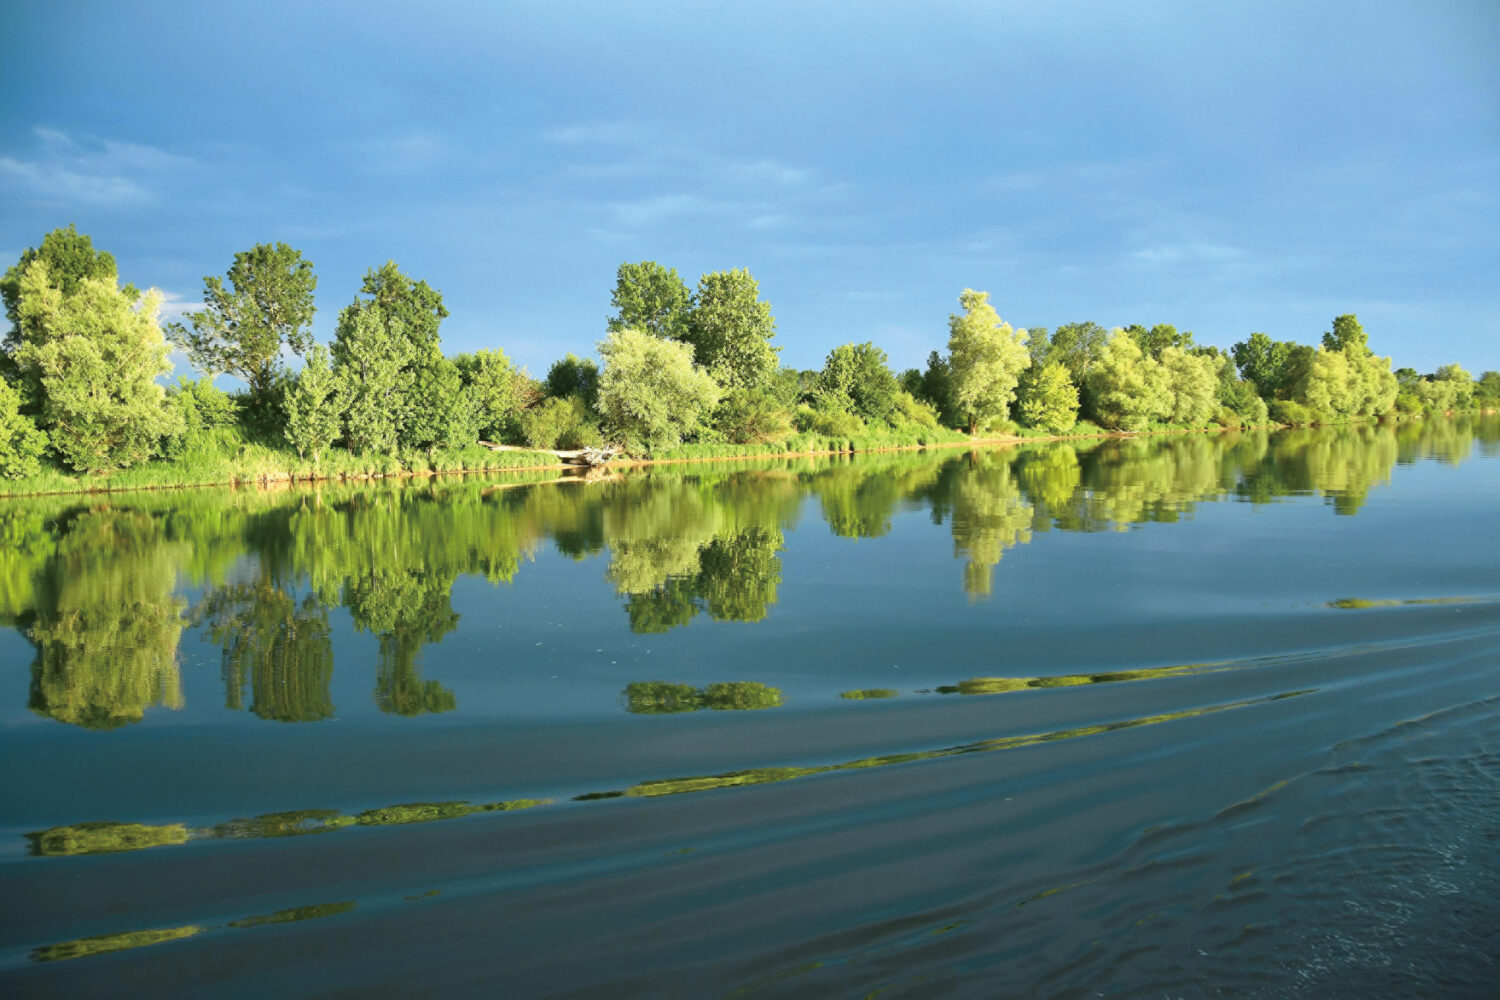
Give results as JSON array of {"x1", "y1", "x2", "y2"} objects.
[{"x1": 2, "y1": 418, "x2": 1497, "y2": 998}]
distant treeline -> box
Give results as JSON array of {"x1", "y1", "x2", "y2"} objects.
[{"x1": 1, "y1": 225, "x2": 1494, "y2": 482}]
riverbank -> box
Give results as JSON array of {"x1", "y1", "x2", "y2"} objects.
[{"x1": 0, "y1": 413, "x2": 1451, "y2": 500}]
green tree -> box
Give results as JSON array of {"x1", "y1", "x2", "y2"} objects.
[
  {"x1": 1125, "y1": 323, "x2": 1193, "y2": 359},
  {"x1": 14, "y1": 262, "x2": 180, "y2": 472},
  {"x1": 332, "y1": 301, "x2": 412, "y2": 455},
  {"x1": 1432, "y1": 364, "x2": 1475, "y2": 411},
  {"x1": 2, "y1": 225, "x2": 132, "y2": 357},
  {"x1": 815, "y1": 342, "x2": 900, "y2": 424},
  {"x1": 167, "y1": 243, "x2": 317, "y2": 402},
  {"x1": 685, "y1": 269, "x2": 779, "y2": 390},
  {"x1": 544, "y1": 353, "x2": 600, "y2": 407},
  {"x1": 1231, "y1": 332, "x2": 1312, "y2": 401},
  {"x1": 1015, "y1": 360, "x2": 1079, "y2": 433},
  {"x1": 1321, "y1": 314, "x2": 1368, "y2": 354},
  {"x1": 1049, "y1": 321, "x2": 1108, "y2": 387},
  {"x1": 1160, "y1": 346, "x2": 1221, "y2": 426},
  {"x1": 947, "y1": 289, "x2": 1031, "y2": 434},
  {"x1": 608, "y1": 261, "x2": 693, "y2": 341},
  {"x1": 914, "y1": 350, "x2": 958, "y2": 426},
  {"x1": 1085, "y1": 330, "x2": 1171, "y2": 430},
  {"x1": 283, "y1": 345, "x2": 343, "y2": 463},
  {"x1": 597, "y1": 327, "x2": 721, "y2": 448},
  {"x1": 0, "y1": 377, "x2": 47, "y2": 479},
  {"x1": 455, "y1": 349, "x2": 526, "y2": 441}
]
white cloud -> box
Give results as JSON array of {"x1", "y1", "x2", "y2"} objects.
[{"x1": 0, "y1": 127, "x2": 195, "y2": 207}]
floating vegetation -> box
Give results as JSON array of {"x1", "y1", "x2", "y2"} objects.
[{"x1": 839, "y1": 688, "x2": 899, "y2": 700}]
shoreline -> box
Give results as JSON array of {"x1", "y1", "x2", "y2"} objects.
[{"x1": 0, "y1": 414, "x2": 1459, "y2": 501}]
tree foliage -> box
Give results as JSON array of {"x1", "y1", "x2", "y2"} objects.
[
  {"x1": 815, "y1": 342, "x2": 900, "y2": 424},
  {"x1": 284, "y1": 345, "x2": 343, "y2": 462},
  {"x1": 597, "y1": 327, "x2": 720, "y2": 448},
  {"x1": 946, "y1": 289, "x2": 1030, "y2": 434},
  {"x1": 685, "y1": 269, "x2": 779, "y2": 391},
  {"x1": 0, "y1": 376, "x2": 46, "y2": 479},
  {"x1": 14, "y1": 262, "x2": 179, "y2": 472},
  {"x1": 455, "y1": 349, "x2": 526, "y2": 441},
  {"x1": 1085, "y1": 331, "x2": 1170, "y2": 430},
  {"x1": 2, "y1": 225, "x2": 130, "y2": 354},
  {"x1": 1016, "y1": 360, "x2": 1079, "y2": 433},
  {"x1": 167, "y1": 243, "x2": 316, "y2": 399},
  {"x1": 608, "y1": 261, "x2": 693, "y2": 341}
]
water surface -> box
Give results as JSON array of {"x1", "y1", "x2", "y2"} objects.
[{"x1": 2, "y1": 417, "x2": 1497, "y2": 997}]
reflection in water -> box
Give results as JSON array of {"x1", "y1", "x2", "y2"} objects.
[
  {"x1": 31, "y1": 925, "x2": 202, "y2": 963},
  {"x1": 24, "y1": 693, "x2": 1307, "y2": 862},
  {"x1": 27, "y1": 797, "x2": 550, "y2": 857},
  {"x1": 0, "y1": 415, "x2": 1492, "y2": 727},
  {"x1": 194, "y1": 583, "x2": 334, "y2": 722},
  {"x1": 623, "y1": 680, "x2": 783, "y2": 713},
  {"x1": 227, "y1": 901, "x2": 356, "y2": 929},
  {"x1": 21, "y1": 509, "x2": 186, "y2": 729},
  {"x1": 586, "y1": 691, "x2": 1311, "y2": 800},
  {"x1": 937, "y1": 662, "x2": 1214, "y2": 695}
]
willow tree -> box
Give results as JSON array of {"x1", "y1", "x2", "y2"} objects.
[
  {"x1": 946, "y1": 289, "x2": 1030, "y2": 434},
  {"x1": 597, "y1": 327, "x2": 720, "y2": 448},
  {"x1": 14, "y1": 261, "x2": 179, "y2": 472}
]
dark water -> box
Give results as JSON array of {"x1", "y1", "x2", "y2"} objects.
[{"x1": 2, "y1": 417, "x2": 1497, "y2": 998}]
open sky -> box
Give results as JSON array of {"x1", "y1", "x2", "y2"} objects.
[{"x1": 2, "y1": 0, "x2": 1496, "y2": 379}]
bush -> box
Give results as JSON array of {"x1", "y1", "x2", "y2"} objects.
[
  {"x1": 713, "y1": 388, "x2": 794, "y2": 444},
  {"x1": 795, "y1": 402, "x2": 864, "y2": 437},
  {"x1": 1270, "y1": 399, "x2": 1318, "y2": 426}
]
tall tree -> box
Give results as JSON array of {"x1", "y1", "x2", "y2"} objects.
[
  {"x1": 167, "y1": 243, "x2": 317, "y2": 400},
  {"x1": 685, "y1": 269, "x2": 779, "y2": 391},
  {"x1": 1321, "y1": 314, "x2": 1368, "y2": 355},
  {"x1": 946, "y1": 289, "x2": 1031, "y2": 434},
  {"x1": 332, "y1": 262, "x2": 449, "y2": 453},
  {"x1": 333, "y1": 301, "x2": 413, "y2": 455},
  {"x1": 2, "y1": 225, "x2": 131, "y2": 355},
  {"x1": 608, "y1": 261, "x2": 693, "y2": 340},
  {"x1": 14, "y1": 261, "x2": 180, "y2": 472}
]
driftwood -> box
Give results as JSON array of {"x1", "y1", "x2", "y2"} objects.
[{"x1": 477, "y1": 442, "x2": 620, "y2": 467}]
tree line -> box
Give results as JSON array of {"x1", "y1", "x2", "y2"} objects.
[{"x1": 1, "y1": 225, "x2": 1495, "y2": 481}]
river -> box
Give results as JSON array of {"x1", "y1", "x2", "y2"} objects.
[{"x1": 2, "y1": 416, "x2": 1497, "y2": 997}]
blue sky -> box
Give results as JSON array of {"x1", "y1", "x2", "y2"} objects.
[{"x1": 2, "y1": 0, "x2": 1496, "y2": 380}]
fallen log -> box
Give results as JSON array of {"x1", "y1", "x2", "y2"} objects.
[{"x1": 477, "y1": 442, "x2": 620, "y2": 467}]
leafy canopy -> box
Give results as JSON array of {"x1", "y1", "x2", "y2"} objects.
[{"x1": 168, "y1": 243, "x2": 317, "y2": 397}]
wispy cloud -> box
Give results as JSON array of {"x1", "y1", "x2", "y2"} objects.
[
  {"x1": 0, "y1": 127, "x2": 195, "y2": 207},
  {"x1": 356, "y1": 128, "x2": 455, "y2": 176}
]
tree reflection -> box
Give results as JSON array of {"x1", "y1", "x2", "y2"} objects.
[
  {"x1": 0, "y1": 416, "x2": 1487, "y2": 727},
  {"x1": 22, "y1": 509, "x2": 185, "y2": 728},
  {"x1": 194, "y1": 583, "x2": 334, "y2": 722}
]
